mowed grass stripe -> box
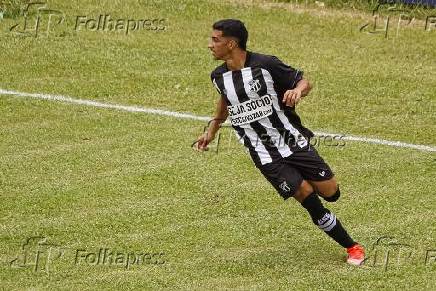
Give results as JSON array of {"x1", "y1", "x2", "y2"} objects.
[{"x1": 0, "y1": 96, "x2": 434, "y2": 290}]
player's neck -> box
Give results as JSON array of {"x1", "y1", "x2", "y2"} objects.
[{"x1": 225, "y1": 50, "x2": 247, "y2": 71}]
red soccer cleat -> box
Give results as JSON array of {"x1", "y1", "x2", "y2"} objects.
[{"x1": 347, "y1": 244, "x2": 365, "y2": 266}]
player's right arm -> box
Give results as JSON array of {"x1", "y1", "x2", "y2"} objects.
[{"x1": 196, "y1": 96, "x2": 228, "y2": 151}]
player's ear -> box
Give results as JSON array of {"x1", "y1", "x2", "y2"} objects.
[{"x1": 227, "y1": 38, "x2": 237, "y2": 50}]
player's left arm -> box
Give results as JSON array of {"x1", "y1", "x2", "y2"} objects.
[
  {"x1": 266, "y1": 55, "x2": 312, "y2": 108},
  {"x1": 282, "y1": 78, "x2": 312, "y2": 107}
]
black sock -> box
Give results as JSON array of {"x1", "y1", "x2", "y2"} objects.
[{"x1": 301, "y1": 192, "x2": 355, "y2": 248}]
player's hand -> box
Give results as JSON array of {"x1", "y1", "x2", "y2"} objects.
[
  {"x1": 193, "y1": 132, "x2": 214, "y2": 152},
  {"x1": 283, "y1": 88, "x2": 302, "y2": 107}
]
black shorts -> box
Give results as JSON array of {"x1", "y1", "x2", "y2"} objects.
[{"x1": 257, "y1": 147, "x2": 334, "y2": 200}]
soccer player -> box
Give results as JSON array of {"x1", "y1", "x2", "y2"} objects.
[{"x1": 196, "y1": 19, "x2": 365, "y2": 265}]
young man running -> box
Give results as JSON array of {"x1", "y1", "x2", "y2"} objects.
[{"x1": 196, "y1": 19, "x2": 364, "y2": 265}]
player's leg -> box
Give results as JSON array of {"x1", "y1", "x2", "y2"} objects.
[
  {"x1": 258, "y1": 158, "x2": 364, "y2": 265},
  {"x1": 303, "y1": 191, "x2": 364, "y2": 265},
  {"x1": 292, "y1": 179, "x2": 314, "y2": 203},
  {"x1": 293, "y1": 180, "x2": 355, "y2": 248},
  {"x1": 309, "y1": 177, "x2": 341, "y2": 202},
  {"x1": 257, "y1": 160, "x2": 304, "y2": 201},
  {"x1": 284, "y1": 147, "x2": 341, "y2": 202},
  {"x1": 294, "y1": 180, "x2": 365, "y2": 265},
  {"x1": 283, "y1": 148, "x2": 365, "y2": 265}
]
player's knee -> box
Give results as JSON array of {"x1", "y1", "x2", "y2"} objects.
[
  {"x1": 293, "y1": 181, "x2": 314, "y2": 202},
  {"x1": 324, "y1": 186, "x2": 340, "y2": 202}
]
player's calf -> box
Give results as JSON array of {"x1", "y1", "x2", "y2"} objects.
[
  {"x1": 294, "y1": 183, "x2": 364, "y2": 265},
  {"x1": 301, "y1": 192, "x2": 356, "y2": 249}
]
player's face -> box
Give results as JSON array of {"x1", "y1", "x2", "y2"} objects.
[{"x1": 208, "y1": 30, "x2": 232, "y2": 60}]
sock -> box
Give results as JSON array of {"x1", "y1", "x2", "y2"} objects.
[{"x1": 301, "y1": 192, "x2": 355, "y2": 248}]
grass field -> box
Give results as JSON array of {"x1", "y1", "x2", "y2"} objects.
[{"x1": 1, "y1": 0, "x2": 435, "y2": 290}]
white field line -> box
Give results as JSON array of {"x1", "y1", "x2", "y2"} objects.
[
  {"x1": 0, "y1": 89, "x2": 210, "y2": 122},
  {"x1": 1, "y1": 88, "x2": 435, "y2": 153}
]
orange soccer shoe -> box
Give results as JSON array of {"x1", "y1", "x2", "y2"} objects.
[{"x1": 347, "y1": 244, "x2": 365, "y2": 266}]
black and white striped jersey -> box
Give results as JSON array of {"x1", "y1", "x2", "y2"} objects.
[{"x1": 210, "y1": 51, "x2": 314, "y2": 167}]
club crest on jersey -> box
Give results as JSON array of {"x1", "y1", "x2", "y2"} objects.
[{"x1": 248, "y1": 79, "x2": 261, "y2": 93}]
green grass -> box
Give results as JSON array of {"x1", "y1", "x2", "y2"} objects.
[
  {"x1": 276, "y1": 0, "x2": 436, "y2": 18},
  {"x1": 1, "y1": 0, "x2": 435, "y2": 290}
]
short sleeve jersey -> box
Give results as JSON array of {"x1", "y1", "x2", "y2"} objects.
[{"x1": 210, "y1": 51, "x2": 314, "y2": 167}]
